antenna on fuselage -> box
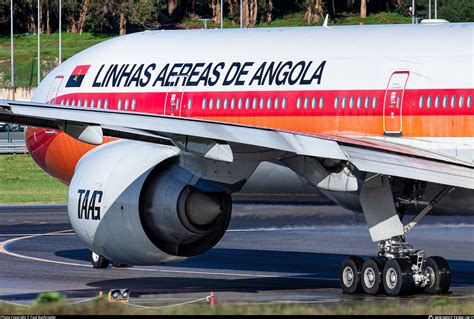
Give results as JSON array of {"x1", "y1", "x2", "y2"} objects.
[{"x1": 323, "y1": 14, "x2": 329, "y2": 28}]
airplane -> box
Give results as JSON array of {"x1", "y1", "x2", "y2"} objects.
[{"x1": 0, "y1": 21, "x2": 473, "y2": 297}]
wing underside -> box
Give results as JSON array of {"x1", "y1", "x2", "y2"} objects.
[{"x1": 1, "y1": 100, "x2": 472, "y2": 190}]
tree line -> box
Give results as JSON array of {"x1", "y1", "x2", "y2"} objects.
[{"x1": 0, "y1": 0, "x2": 473, "y2": 36}]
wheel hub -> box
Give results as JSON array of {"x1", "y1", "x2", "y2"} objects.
[
  {"x1": 343, "y1": 266, "x2": 354, "y2": 287},
  {"x1": 386, "y1": 268, "x2": 397, "y2": 289},
  {"x1": 364, "y1": 268, "x2": 376, "y2": 288}
]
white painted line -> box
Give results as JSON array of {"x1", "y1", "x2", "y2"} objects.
[{"x1": 0, "y1": 229, "x2": 338, "y2": 282}]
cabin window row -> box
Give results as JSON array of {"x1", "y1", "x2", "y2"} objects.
[
  {"x1": 334, "y1": 96, "x2": 378, "y2": 109},
  {"x1": 196, "y1": 97, "x2": 288, "y2": 111},
  {"x1": 60, "y1": 98, "x2": 137, "y2": 111},
  {"x1": 419, "y1": 95, "x2": 472, "y2": 109}
]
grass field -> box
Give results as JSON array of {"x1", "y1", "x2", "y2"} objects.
[
  {"x1": 0, "y1": 12, "x2": 410, "y2": 87},
  {"x1": 0, "y1": 32, "x2": 113, "y2": 87},
  {"x1": 0, "y1": 154, "x2": 67, "y2": 204},
  {"x1": 0, "y1": 296, "x2": 472, "y2": 315}
]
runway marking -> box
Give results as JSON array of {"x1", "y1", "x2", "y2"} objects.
[
  {"x1": 0, "y1": 229, "x2": 338, "y2": 282},
  {"x1": 0, "y1": 229, "x2": 90, "y2": 268},
  {"x1": 0, "y1": 233, "x2": 75, "y2": 237}
]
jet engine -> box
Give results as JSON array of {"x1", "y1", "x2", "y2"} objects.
[{"x1": 68, "y1": 140, "x2": 232, "y2": 265}]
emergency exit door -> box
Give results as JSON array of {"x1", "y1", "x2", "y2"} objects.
[
  {"x1": 164, "y1": 76, "x2": 186, "y2": 116},
  {"x1": 383, "y1": 72, "x2": 409, "y2": 136}
]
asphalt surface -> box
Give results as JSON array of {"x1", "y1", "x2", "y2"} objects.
[{"x1": 0, "y1": 204, "x2": 473, "y2": 307}]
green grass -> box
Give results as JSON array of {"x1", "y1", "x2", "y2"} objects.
[
  {"x1": 0, "y1": 32, "x2": 114, "y2": 87},
  {"x1": 0, "y1": 154, "x2": 67, "y2": 204},
  {"x1": 0, "y1": 297, "x2": 472, "y2": 315}
]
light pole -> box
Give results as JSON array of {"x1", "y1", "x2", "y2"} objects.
[
  {"x1": 220, "y1": 0, "x2": 223, "y2": 29},
  {"x1": 240, "y1": 0, "x2": 242, "y2": 28},
  {"x1": 429, "y1": 0, "x2": 431, "y2": 19},
  {"x1": 411, "y1": 0, "x2": 415, "y2": 24},
  {"x1": 37, "y1": 0, "x2": 41, "y2": 85},
  {"x1": 435, "y1": 0, "x2": 437, "y2": 19},
  {"x1": 10, "y1": 0, "x2": 14, "y2": 88},
  {"x1": 59, "y1": 0, "x2": 62, "y2": 64}
]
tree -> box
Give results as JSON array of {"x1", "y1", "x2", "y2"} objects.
[
  {"x1": 168, "y1": 0, "x2": 177, "y2": 16},
  {"x1": 260, "y1": 0, "x2": 273, "y2": 24},
  {"x1": 304, "y1": 0, "x2": 324, "y2": 24},
  {"x1": 211, "y1": 0, "x2": 221, "y2": 23},
  {"x1": 360, "y1": 0, "x2": 367, "y2": 18}
]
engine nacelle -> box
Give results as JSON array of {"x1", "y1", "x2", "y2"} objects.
[{"x1": 68, "y1": 140, "x2": 232, "y2": 265}]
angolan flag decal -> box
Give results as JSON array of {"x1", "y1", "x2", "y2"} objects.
[{"x1": 66, "y1": 65, "x2": 91, "y2": 87}]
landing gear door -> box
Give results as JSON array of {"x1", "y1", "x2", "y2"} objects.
[
  {"x1": 164, "y1": 76, "x2": 186, "y2": 117},
  {"x1": 383, "y1": 72, "x2": 409, "y2": 136},
  {"x1": 46, "y1": 76, "x2": 64, "y2": 104}
]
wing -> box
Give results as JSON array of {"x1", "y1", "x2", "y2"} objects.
[{"x1": 1, "y1": 99, "x2": 472, "y2": 190}]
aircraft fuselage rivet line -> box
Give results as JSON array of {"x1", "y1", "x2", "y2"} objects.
[{"x1": 0, "y1": 229, "x2": 338, "y2": 281}]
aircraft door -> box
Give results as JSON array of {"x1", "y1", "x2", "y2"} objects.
[
  {"x1": 164, "y1": 76, "x2": 186, "y2": 116},
  {"x1": 46, "y1": 76, "x2": 64, "y2": 104},
  {"x1": 383, "y1": 72, "x2": 409, "y2": 136}
]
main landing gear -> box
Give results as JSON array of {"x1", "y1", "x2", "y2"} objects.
[
  {"x1": 91, "y1": 251, "x2": 128, "y2": 269},
  {"x1": 340, "y1": 175, "x2": 454, "y2": 296},
  {"x1": 340, "y1": 238, "x2": 451, "y2": 296}
]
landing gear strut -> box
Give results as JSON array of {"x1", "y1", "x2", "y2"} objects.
[{"x1": 340, "y1": 176, "x2": 454, "y2": 296}]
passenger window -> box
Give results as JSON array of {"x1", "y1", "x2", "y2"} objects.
[
  {"x1": 443, "y1": 96, "x2": 448, "y2": 108},
  {"x1": 238, "y1": 98, "x2": 243, "y2": 109},
  {"x1": 334, "y1": 97, "x2": 339, "y2": 109},
  {"x1": 188, "y1": 98, "x2": 193, "y2": 110},
  {"x1": 267, "y1": 97, "x2": 273, "y2": 110},
  {"x1": 97, "y1": 99, "x2": 102, "y2": 109},
  {"x1": 252, "y1": 97, "x2": 257, "y2": 110},
  {"x1": 224, "y1": 98, "x2": 228, "y2": 110},
  {"x1": 459, "y1": 96, "x2": 464, "y2": 108},
  {"x1": 311, "y1": 97, "x2": 317, "y2": 109},
  {"x1": 296, "y1": 97, "x2": 301, "y2": 110},
  {"x1": 427, "y1": 96, "x2": 432, "y2": 108},
  {"x1": 132, "y1": 98, "x2": 136, "y2": 111},
  {"x1": 304, "y1": 97, "x2": 309, "y2": 110},
  {"x1": 217, "y1": 98, "x2": 221, "y2": 110},
  {"x1": 245, "y1": 98, "x2": 250, "y2": 110},
  {"x1": 209, "y1": 98, "x2": 214, "y2": 110},
  {"x1": 282, "y1": 97, "x2": 287, "y2": 110},
  {"x1": 435, "y1": 96, "x2": 440, "y2": 108},
  {"x1": 319, "y1": 97, "x2": 324, "y2": 109},
  {"x1": 450, "y1": 96, "x2": 456, "y2": 108},
  {"x1": 60, "y1": 99, "x2": 64, "y2": 105},
  {"x1": 71, "y1": 99, "x2": 76, "y2": 106},
  {"x1": 260, "y1": 98, "x2": 265, "y2": 110},
  {"x1": 124, "y1": 99, "x2": 129, "y2": 110},
  {"x1": 357, "y1": 96, "x2": 362, "y2": 109},
  {"x1": 349, "y1": 97, "x2": 354, "y2": 109},
  {"x1": 274, "y1": 97, "x2": 279, "y2": 109},
  {"x1": 372, "y1": 96, "x2": 378, "y2": 109},
  {"x1": 231, "y1": 98, "x2": 235, "y2": 110},
  {"x1": 467, "y1": 96, "x2": 472, "y2": 108},
  {"x1": 77, "y1": 99, "x2": 82, "y2": 107},
  {"x1": 364, "y1": 96, "x2": 370, "y2": 109},
  {"x1": 419, "y1": 96, "x2": 424, "y2": 108},
  {"x1": 91, "y1": 99, "x2": 95, "y2": 109},
  {"x1": 84, "y1": 99, "x2": 88, "y2": 108},
  {"x1": 342, "y1": 97, "x2": 346, "y2": 109},
  {"x1": 66, "y1": 99, "x2": 70, "y2": 106},
  {"x1": 202, "y1": 98, "x2": 207, "y2": 110}
]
